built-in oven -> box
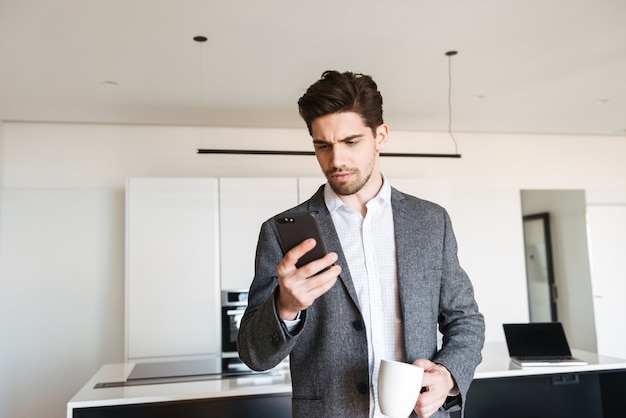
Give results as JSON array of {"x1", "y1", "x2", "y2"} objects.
[{"x1": 221, "y1": 290, "x2": 248, "y2": 356}]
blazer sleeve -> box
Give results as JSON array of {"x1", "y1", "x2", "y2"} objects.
[{"x1": 432, "y1": 209, "x2": 485, "y2": 413}]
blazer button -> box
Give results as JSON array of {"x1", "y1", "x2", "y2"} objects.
[
  {"x1": 356, "y1": 382, "x2": 368, "y2": 395},
  {"x1": 271, "y1": 332, "x2": 280, "y2": 346},
  {"x1": 352, "y1": 320, "x2": 365, "y2": 331}
]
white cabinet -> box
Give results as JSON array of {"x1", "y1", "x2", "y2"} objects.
[
  {"x1": 126, "y1": 178, "x2": 220, "y2": 361},
  {"x1": 298, "y1": 177, "x2": 326, "y2": 203},
  {"x1": 219, "y1": 178, "x2": 298, "y2": 290}
]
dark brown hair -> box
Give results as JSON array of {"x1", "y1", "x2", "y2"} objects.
[{"x1": 297, "y1": 70, "x2": 384, "y2": 136}]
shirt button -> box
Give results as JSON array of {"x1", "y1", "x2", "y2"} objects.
[
  {"x1": 357, "y1": 382, "x2": 368, "y2": 395},
  {"x1": 352, "y1": 320, "x2": 365, "y2": 331}
]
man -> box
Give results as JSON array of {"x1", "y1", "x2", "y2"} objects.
[{"x1": 237, "y1": 70, "x2": 485, "y2": 417}]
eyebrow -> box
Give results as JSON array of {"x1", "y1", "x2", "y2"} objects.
[{"x1": 312, "y1": 133, "x2": 365, "y2": 145}]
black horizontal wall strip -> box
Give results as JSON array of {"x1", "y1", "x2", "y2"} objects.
[{"x1": 197, "y1": 149, "x2": 461, "y2": 158}]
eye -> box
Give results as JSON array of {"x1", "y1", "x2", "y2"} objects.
[{"x1": 345, "y1": 138, "x2": 362, "y2": 146}]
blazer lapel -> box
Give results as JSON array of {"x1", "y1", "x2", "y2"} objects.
[
  {"x1": 391, "y1": 188, "x2": 426, "y2": 321},
  {"x1": 306, "y1": 186, "x2": 361, "y2": 311}
]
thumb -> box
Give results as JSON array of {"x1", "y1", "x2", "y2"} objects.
[{"x1": 412, "y1": 358, "x2": 435, "y2": 370}]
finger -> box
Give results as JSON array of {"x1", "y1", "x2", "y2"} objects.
[
  {"x1": 304, "y1": 264, "x2": 341, "y2": 293},
  {"x1": 415, "y1": 390, "x2": 442, "y2": 418},
  {"x1": 277, "y1": 239, "x2": 317, "y2": 279},
  {"x1": 412, "y1": 358, "x2": 435, "y2": 370},
  {"x1": 299, "y1": 251, "x2": 339, "y2": 278},
  {"x1": 282, "y1": 238, "x2": 318, "y2": 270},
  {"x1": 278, "y1": 258, "x2": 340, "y2": 305},
  {"x1": 412, "y1": 358, "x2": 436, "y2": 391}
]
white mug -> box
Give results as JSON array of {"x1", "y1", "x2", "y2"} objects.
[{"x1": 378, "y1": 359, "x2": 425, "y2": 418}]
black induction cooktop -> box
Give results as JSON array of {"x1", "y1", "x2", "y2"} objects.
[{"x1": 94, "y1": 357, "x2": 270, "y2": 388}]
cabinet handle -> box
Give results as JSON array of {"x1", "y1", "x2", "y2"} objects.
[{"x1": 226, "y1": 309, "x2": 245, "y2": 315}]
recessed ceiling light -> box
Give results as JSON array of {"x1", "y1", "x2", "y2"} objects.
[
  {"x1": 595, "y1": 99, "x2": 610, "y2": 104},
  {"x1": 102, "y1": 80, "x2": 119, "y2": 87},
  {"x1": 473, "y1": 95, "x2": 486, "y2": 101}
]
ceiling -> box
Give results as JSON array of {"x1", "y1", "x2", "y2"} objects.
[{"x1": 1, "y1": 0, "x2": 625, "y2": 136}]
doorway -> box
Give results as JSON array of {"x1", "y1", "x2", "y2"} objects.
[{"x1": 520, "y1": 190, "x2": 596, "y2": 352}]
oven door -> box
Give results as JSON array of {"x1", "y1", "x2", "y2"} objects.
[{"x1": 221, "y1": 305, "x2": 246, "y2": 353}]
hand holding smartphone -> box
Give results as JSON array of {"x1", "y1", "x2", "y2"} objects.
[{"x1": 274, "y1": 212, "x2": 329, "y2": 269}]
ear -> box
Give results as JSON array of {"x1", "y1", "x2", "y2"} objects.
[{"x1": 374, "y1": 124, "x2": 389, "y2": 152}]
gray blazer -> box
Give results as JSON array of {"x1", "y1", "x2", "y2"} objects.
[{"x1": 238, "y1": 185, "x2": 485, "y2": 418}]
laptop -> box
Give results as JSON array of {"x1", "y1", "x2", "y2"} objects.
[{"x1": 503, "y1": 322, "x2": 587, "y2": 367}]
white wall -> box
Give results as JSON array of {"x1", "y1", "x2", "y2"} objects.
[
  {"x1": 585, "y1": 189, "x2": 626, "y2": 359},
  {"x1": 1, "y1": 121, "x2": 625, "y2": 418}
]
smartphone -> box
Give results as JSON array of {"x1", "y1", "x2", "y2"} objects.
[{"x1": 274, "y1": 212, "x2": 329, "y2": 269}]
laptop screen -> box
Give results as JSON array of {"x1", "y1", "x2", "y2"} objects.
[{"x1": 503, "y1": 322, "x2": 573, "y2": 357}]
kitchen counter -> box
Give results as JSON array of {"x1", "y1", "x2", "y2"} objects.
[
  {"x1": 67, "y1": 361, "x2": 291, "y2": 418},
  {"x1": 68, "y1": 343, "x2": 626, "y2": 418},
  {"x1": 475, "y1": 340, "x2": 626, "y2": 378},
  {"x1": 465, "y1": 342, "x2": 626, "y2": 418}
]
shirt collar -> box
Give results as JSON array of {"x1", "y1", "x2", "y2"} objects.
[{"x1": 324, "y1": 174, "x2": 391, "y2": 214}]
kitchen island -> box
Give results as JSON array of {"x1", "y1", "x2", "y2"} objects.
[
  {"x1": 460, "y1": 342, "x2": 626, "y2": 418},
  {"x1": 68, "y1": 342, "x2": 626, "y2": 418},
  {"x1": 67, "y1": 361, "x2": 292, "y2": 418}
]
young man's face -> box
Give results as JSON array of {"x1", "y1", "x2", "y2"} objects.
[{"x1": 310, "y1": 112, "x2": 388, "y2": 196}]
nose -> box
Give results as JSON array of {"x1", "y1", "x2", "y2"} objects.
[{"x1": 329, "y1": 144, "x2": 345, "y2": 169}]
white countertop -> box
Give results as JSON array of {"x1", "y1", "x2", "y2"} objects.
[
  {"x1": 67, "y1": 342, "x2": 626, "y2": 417},
  {"x1": 67, "y1": 363, "x2": 292, "y2": 417},
  {"x1": 475, "y1": 341, "x2": 626, "y2": 379}
]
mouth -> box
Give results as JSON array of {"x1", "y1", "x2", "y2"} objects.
[{"x1": 329, "y1": 171, "x2": 354, "y2": 182}]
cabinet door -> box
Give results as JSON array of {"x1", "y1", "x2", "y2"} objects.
[
  {"x1": 219, "y1": 178, "x2": 298, "y2": 290},
  {"x1": 126, "y1": 178, "x2": 220, "y2": 360},
  {"x1": 298, "y1": 177, "x2": 326, "y2": 203}
]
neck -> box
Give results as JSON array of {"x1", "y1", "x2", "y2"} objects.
[{"x1": 338, "y1": 171, "x2": 384, "y2": 216}]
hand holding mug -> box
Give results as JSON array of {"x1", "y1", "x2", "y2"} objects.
[{"x1": 378, "y1": 359, "x2": 424, "y2": 418}]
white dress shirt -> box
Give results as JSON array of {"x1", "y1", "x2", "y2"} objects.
[{"x1": 324, "y1": 178, "x2": 405, "y2": 417}]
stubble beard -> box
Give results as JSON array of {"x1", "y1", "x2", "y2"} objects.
[{"x1": 326, "y1": 167, "x2": 373, "y2": 196}]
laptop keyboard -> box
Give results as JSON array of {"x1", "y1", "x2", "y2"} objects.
[{"x1": 516, "y1": 356, "x2": 572, "y2": 361}]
